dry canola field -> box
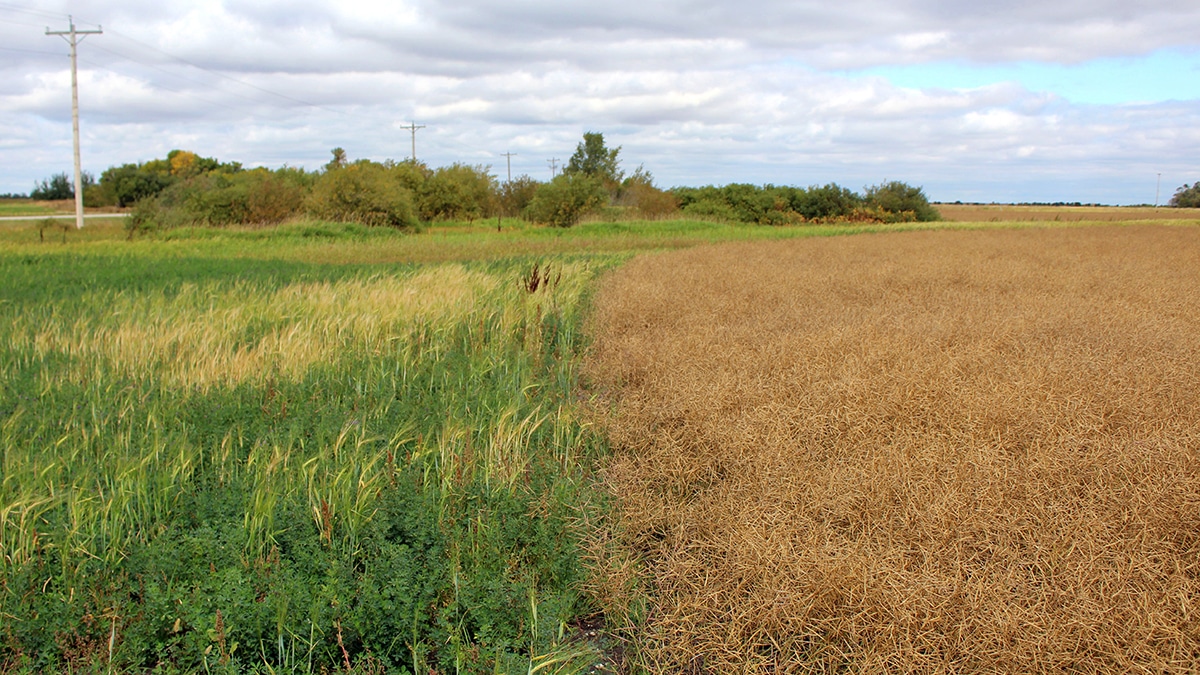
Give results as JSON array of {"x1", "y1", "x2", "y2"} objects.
[{"x1": 585, "y1": 225, "x2": 1200, "y2": 672}]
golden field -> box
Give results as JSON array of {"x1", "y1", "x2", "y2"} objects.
[
  {"x1": 585, "y1": 225, "x2": 1200, "y2": 672},
  {"x1": 936, "y1": 203, "x2": 1200, "y2": 222}
]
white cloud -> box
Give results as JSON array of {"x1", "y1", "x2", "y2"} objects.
[{"x1": 0, "y1": 0, "x2": 1198, "y2": 202}]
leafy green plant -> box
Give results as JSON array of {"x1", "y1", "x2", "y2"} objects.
[
  {"x1": 864, "y1": 180, "x2": 940, "y2": 222},
  {"x1": 1169, "y1": 182, "x2": 1200, "y2": 208},
  {"x1": 525, "y1": 173, "x2": 607, "y2": 227},
  {"x1": 307, "y1": 162, "x2": 419, "y2": 228}
]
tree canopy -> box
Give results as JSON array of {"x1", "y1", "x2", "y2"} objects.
[
  {"x1": 564, "y1": 132, "x2": 623, "y2": 186},
  {"x1": 1170, "y1": 182, "x2": 1200, "y2": 208}
]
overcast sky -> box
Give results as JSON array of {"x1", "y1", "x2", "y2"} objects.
[{"x1": 2, "y1": 0, "x2": 1198, "y2": 204}]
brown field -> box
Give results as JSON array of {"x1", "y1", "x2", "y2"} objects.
[
  {"x1": 585, "y1": 225, "x2": 1200, "y2": 672},
  {"x1": 936, "y1": 203, "x2": 1200, "y2": 222}
]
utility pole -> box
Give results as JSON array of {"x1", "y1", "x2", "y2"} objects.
[
  {"x1": 500, "y1": 152, "x2": 517, "y2": 182},
  {"x1": 399, "y1": 122, "x2": 426, "y2": 163},
  {"x1": 1155, "y1": 172, "x2": 1162, "y2": 208},
  {"x1": 46, "y1": 16, "x2": 101, "y2": 230},
  {"x1": 547, "y1": 158, "x2": 560, "y2": 178}
]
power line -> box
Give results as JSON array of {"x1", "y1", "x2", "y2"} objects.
[
  {"x1": 499, "y1": 152, "x2": 517, "y2": 182},
  {"x1": 46, "y1": 15, "x2": 101, "y2": 230},
  {"x1": 77, "y1": 56, "x2": 250, "y2": 116},
  {"x1": 399, "y1": 122, "x2": 426, "y2": 162},
  {"x1": 101, "y1": 27, "x2": 345, "y2": 115},
  {"x1": 0, "y1": 1, "x2": 66, "y2": 21},
  {"x1": 82, "y1": 42, "x2": 280, "y2": 112},
  {"x1": 547, "y1": 157, "x2": 560, "y2": 178},
  {"x1": 0, "y1": 45, "x2": 61, "y2": 55}
]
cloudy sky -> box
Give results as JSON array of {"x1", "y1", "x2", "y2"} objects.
[{"x1": 2, "y1": 0, "x2": 1198, "y2": 204}]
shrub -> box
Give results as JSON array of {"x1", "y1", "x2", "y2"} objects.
[
  {"x1": 416, "y1": 163, "x2": 498, "y2": 222},
  {"x1": 864, "y1": 181, "x2": 940, "y2": 222},
  {"x1": 244, "y1": 169, "x2": 306, "y2": 224},
  {"x1": 499, "y1": 175, "x2": 541, "y2": 217},
  {"x1": 1169, "y1": 182, "x2": 1200, "y2": 208},
  {"x1": 307, "y1": 162, "x2": 418, "y2": 228},
  {"x1": 793, "y1": 183, "x2": 862, "y2": 220},
  {"x1": 30, "y1": 172, "x2": 90, "y2": 201},
  {"x1": 524, "y1": 173, "x2": 606, "y2": 227}
]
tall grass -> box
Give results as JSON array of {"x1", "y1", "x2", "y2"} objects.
[{"x1": 0, "y1": 251, "x2": 608, "y2": 672}]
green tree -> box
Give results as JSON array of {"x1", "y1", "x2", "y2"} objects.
[
  {"x1": 1169, "y1": 182, "x2": 1200, "y2": 208},
  {"x1": 325, "y1": 147, "x2": 348, "y2": 172},
  {"x1": 525, "y1": 173, "x2": 606, "y2": 227},
  {"x1": 564, "y1": 131, "x2": 623, "y2": 187},
  {"x1": 792, "y1": 183, "x2": 862, "y2": 220},
  {"x1": 417, "y1": 163, "x2": 498, "y2": 221},
  {"x1": 306, "y1": 161, "x2": 418, "y2": 228},
  {"x1": 499, "y1": 175, "x2": 541, "y2": 217},
  {"x1": 30, "y1": 171, "x2": 91, "y2": 200},
  {"x1": 863, "y1": 181, "x2": 940, "y2": 222}
]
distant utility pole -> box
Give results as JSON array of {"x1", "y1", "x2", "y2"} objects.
[
  {"x1": 547, "y1": 158, "x2": 560, "y2": 178},
  {"x1": 500, "y1": 152, "x2": 517, "y2": 182},
  {"x1": 46, "y1": 16, "x2": 101, "y2": 230},
  {"x1": 399, "y1": 121, "x2": 426, "y2": 162},
  {"x1": 1155, "y1": 172, "x2": 1162, "y2": 208}
]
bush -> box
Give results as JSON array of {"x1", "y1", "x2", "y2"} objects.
[
  {"x1": 244, "y1": 169, "x2": 306, "y2": 224},
  {"x1": 863, "y1": 181, "x2": 940, "y2": 222},
  {"x1": 416, "y1": 163, "x2": 498, "y2": 222},
  {"x1": 1169, "y1": 182, "x2": 1200, "y2": 208},
  {"x1": 793, "y1": 183, "x2": 862, "y2": 220},
  {"x1": 524, "y1": 173, "x2": 606, "y2": 227},
  {"x1": 30, "y1": 172, "x2": 91, "y2": 201},
  {"x1": 307, "y1": 162, "x2": 418, "y2": 228},
  {"x1": 499, "y1": 175, "x2": 541, "y2": 217}
]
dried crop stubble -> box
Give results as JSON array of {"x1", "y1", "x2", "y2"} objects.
[{"x1": 585, "y1": 226, "x2": 1200, "y2": 672}]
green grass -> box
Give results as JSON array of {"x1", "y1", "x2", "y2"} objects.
[
  {"x1": 0, "y1": 217, "x2": 966, "y2": 265},
  {"x1": 0, "y1": 200, "x2": 61, "y2": 217},
  {"x1": 0, "y1": 239, "x2": 615, "y2": 672}
]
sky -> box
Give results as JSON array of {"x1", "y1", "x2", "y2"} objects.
[{"x1": 1, "y1": 0, "x2": 1198, "y2": 204}]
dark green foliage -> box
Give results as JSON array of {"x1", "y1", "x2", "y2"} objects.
[
  {"x1": 389, "y1": 159, "x2": 433, "y2": 194},
  {"x1": 673, "y1": 181, "x2": 935, "y2": 224},
  {"x1": 1170, "y1": 182, "x2": 1200, "y2": 208},
  {"x1": 125, "y1": 168, "x2": 308, "y2": 233},
  {"x1": 525, "y1": 173, "x2": 607, "y2": 227},
  {"x1": 98, "y1": 162, "x2": 173, "y2": 207},
  {"x1": 30, "y1": 171, "x2": 91, "y2": 200},
  {"x1": 863, "y1": 180, "x2": 940, "y2": 222},
  {"x1": 565, "y1": 132, "x2": 623, "y2": 188},
  {"x1": 499, "y1": 175, "x2": 542, "y2": 216},
  {"x1": 307, "y1": 161, "x2": 418, "y2": 228},
  {"x1": 95, "y1": 151, "x2": 239, "y2": 208},
  {"x1": 791, "y1": 183, "x2": 862, "y2": 220},
  {"x1": 417, "y1": 163, "x2": 498, "y2": 221}
]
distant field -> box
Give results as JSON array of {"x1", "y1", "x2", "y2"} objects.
[
  {"x1": 0, "y1": 200, "x2": 59, "y2": 217},
  {"x1": 587, "y1": 225, "x2": 1200, "y2": 672},
  {"x1": 937, "y1": 202, "x2": 1200, "y2": 222}
]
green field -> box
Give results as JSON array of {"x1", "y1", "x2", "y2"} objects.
[
  {"x1": 0, "y1": 223, "x2": 625, "y2": 673},
  {"x1": 2, "y1": 213, "x2": 1198, "y2": 673}
]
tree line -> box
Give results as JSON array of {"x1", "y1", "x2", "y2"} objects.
[{"x1": 16, "y1": 133, "x2": 961, "y2": 229}]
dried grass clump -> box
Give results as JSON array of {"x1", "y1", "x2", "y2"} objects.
[{"x1": 585, "y1": 226, "x2": 1200, "y2": 673}]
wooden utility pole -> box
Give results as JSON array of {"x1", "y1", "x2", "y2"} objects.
[
  {"x1": 399, "y1": 121, "x2": 426, "y2": 162},
  {"x1": 46, "y1": 16, "x2": 102, "y2": 230},
  {"x1": 547, "y1": 158, "x2": 560, "y2": 178},
  {"x1": 500, "y1": 152, "x2": 517, "y2": 182}
]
